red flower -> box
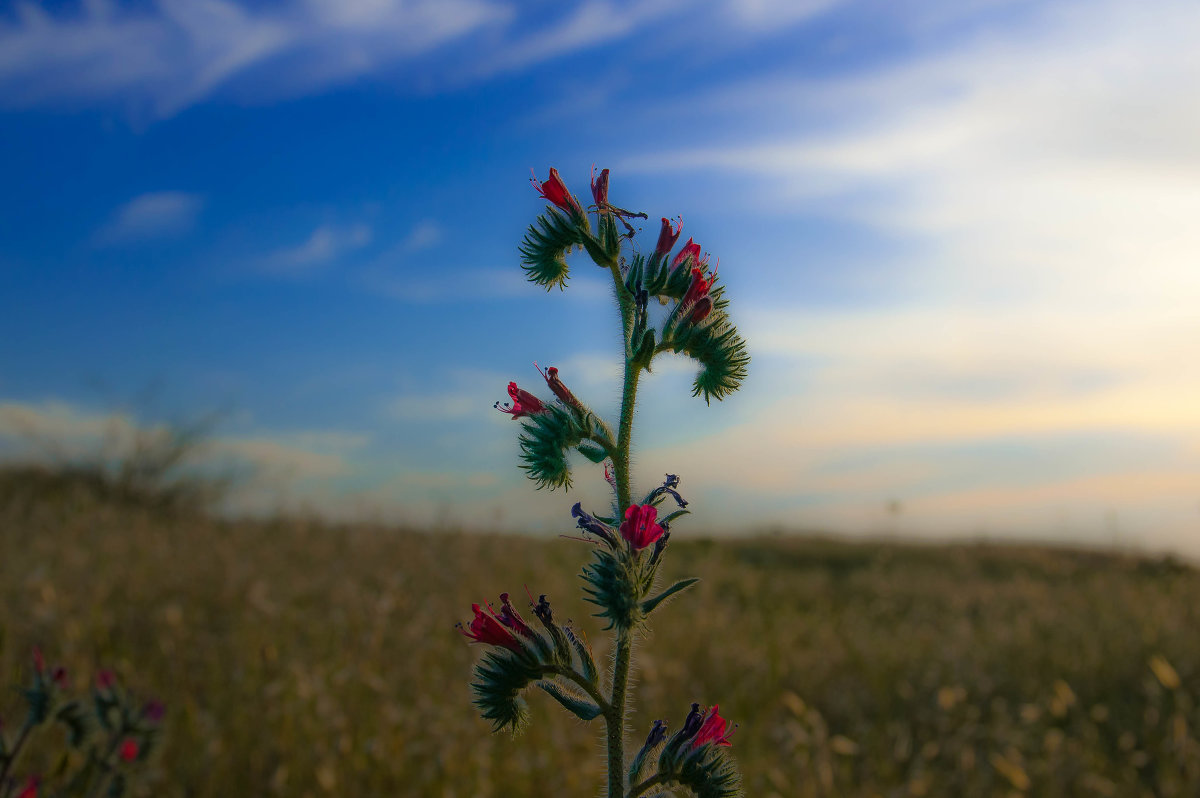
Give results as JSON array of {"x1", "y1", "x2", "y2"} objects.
[
  {"x1": 50, "y1": 666, "x2": 68, "y2": 689},
  {"x1": 619, "y1": 504, "x2": 665, "y2": 550},
  {"x1": 96, "y1": 669, "x2": 115, "y2": 690},
  {"x1": 655, "y1": 217, "x2": 683, "y2": 256},
  {"x1": 32, "y1": 646, "x2": 45, "y2": 675},
  {"x1": 590, "y1": 165, "x2": 610, "y2": 209},
  {"x1": 688, "y1": 296, "x2": 713, "y2": 324},
  {"x1": 535, "y1": 363, "x2": 582, "y2": 409},
  {"x1": 16, "y1": 776, "x2": 40, "y2": 798},
  {"x1": 459, "y1": 603, "x2": 524, "y2": 653},
  {"x1": 495, "y1": 382, "x2": 547, "y2": 419},
  {"x1": 530, "y1": 167, "x2": 581, "y2": 214},
  {"x1": 681, "y1": 266, "x2": 715, "y2": 311},
  {"x1": 119, "y1": 738, "x2": 140, "y2": 763},
  {"x1": 670, "y1": 237, "x2": 702, "y2": 271},
  {"x1": 692, "y1": 705, "x2": 735, "y2": 749}
]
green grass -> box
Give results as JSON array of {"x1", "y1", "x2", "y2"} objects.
[{"x1": 3, "y1": 496, "x2": 1199, "y2": 796}]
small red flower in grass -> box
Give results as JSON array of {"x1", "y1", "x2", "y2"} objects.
[
  {"x1": 495, "y1": 382, "x2": 546, "y2": 419},
  {"x1": 17, "y1": 776, "x2": 40, "y2": 798},
  {"x1": 96, "y1": 669, "x2": 116, "y2": 690},
  {"x1": 692, "y1": 705, "x2": 735, "y2": 749},
  {"x1": 459, "y1": 604, "x2": 524, "y2": 653},
  {"x1": 119, "y1": 738, "x2": 140, "y2": 763},
  {"x1": 619, "y1": 503, "x2": 665, "y2": 550},
  {"x1": 655, "y1": 217, "x2": 683, "y2": 256},
  {"x1": 530, "y1": 167, "x2": 581, "y2": 214},
  {"x1": 32, "y1": 646, "x2": 45, "y2": 675}
]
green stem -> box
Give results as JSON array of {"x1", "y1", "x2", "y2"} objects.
[
  {"x1": 0, "y1": 721, "x2": 34, "y2": 788},
  {"x1": 605, "y1": 257, "x2": 640, "y2": 796},
  {"x1": 627, "y1": 772, "x2": 669, "y2": 798},
  {"x1": 607, "y1": 630, "x2": 633, "y2": 797}
]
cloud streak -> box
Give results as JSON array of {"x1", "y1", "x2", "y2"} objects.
[{"x1": 95, "y1": 191, "x2": 204, "y2": 244}]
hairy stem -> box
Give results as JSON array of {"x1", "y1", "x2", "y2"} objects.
[
  {"x1": 627, "y1": 772, "x2": 669, "y2": 798},
  {"x1": 605, "y1": 254, "x2": 640, "y2": 796},
  {"x1": 607, "y1": 629, "x2": 633, "y2": 797},
  {"x1": 0, "y1": 720, "x2": 34, "y2": 788}
]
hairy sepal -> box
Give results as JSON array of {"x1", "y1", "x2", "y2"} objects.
[
  {"x1": 580, "y1": 547, "x2": 650, "y2": 631},
  {"x1": 658, "y1": 743, "x2": 744, "y2": 798}
]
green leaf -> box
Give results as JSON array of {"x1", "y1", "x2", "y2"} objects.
[
  {"x1": 642, "y1": 578, "x2": 699, "y2": 617},
  {"x1": 660, "y1": 509, "x2": 690, "y2": 526},
  {"x1": 537, "y1": 681, "x2": 602, "y2": 721},
  {"x1": 576, "y1": 442, "x2": 609, "y2": 464},
  {"x1": 518, "y1": 210, "x2": 584, "y2": 290}
]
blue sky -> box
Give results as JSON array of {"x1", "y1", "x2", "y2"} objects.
[{"x1": 1, "y1": 0, "x2": 1198, "y2": 552}]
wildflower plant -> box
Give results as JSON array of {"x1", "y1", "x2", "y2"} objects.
[
  {"x1": 462, "y1": 167, "x2": 749, "y2": 797},
  {"x1": 0, "y1": 649, "x2": 163, "y2": 798}
]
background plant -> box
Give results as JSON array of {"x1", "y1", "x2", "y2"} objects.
[{"x1": 461, "y1": 166, "x2": 749, "y2": 797}]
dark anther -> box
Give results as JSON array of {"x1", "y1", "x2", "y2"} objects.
[
  {"x1": 645, "y1": 719, "x2": 668, "y2": 748},
  {"x1": 533, "y1": 594, "x2": 553, "y2": 623},
  {"x1": 681, "y1": 702, "x2": 705, "y2": 739}
]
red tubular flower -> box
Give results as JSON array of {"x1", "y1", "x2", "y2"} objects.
[
  {"x1": 530, "y1": 167, "x2": 581, "y2": 214},
  {"x1": 96, "y1": 669, "x2": 115, "y2": 690},
  {"x1": 692, "y1": 705, "x2": 735, "y2": 749},
  {"x1": 494, "y1": 592, "x2": 536, "y2": 639},
  {"x1": 681, "y1": 266, "x2": 715, "y2": 310},
  {"x1": 619, "y1": 503, "x2": 665, "y2": 550},
  {"x1": 32, "y1": 646, "x2": 45, "y2": 675},
  {"x1": 535, "y1": 362, "x2": 582, "y2": 409},
  {"x1": 459, "y1": 603, "x2": 524, "y2": 653},
  {"x1": 670, "y1": 237, "x2": 702, "y2": 271},
  {"x1": 17, "y1": 776, "x2": 40, "y2": 798},
  {"x1": 495, "y1": 381, "x2": 547, "y2": 419},
  {"x1": 655, "y1": 217, "x2": 683, "y2": 256},
  {"x1": 688, "y1": 296, "x2": 713, "y2": 324},
  {"x1": 119, "y1": 738, "x2": 140, "y2": 763},
  {"x1": 590, "y1": 165, "x2": 610, "y2": 209}
]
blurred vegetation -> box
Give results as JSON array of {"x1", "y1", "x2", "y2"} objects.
[{"x1": 2, "y1": 484, "x2": 1199, "y2": 797}]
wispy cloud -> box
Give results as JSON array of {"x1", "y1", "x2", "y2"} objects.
[
  {"x1": 0, "y1": 0, "x2": 511, "y2": 117},
  {"x1": 95, "y1": 191, "x2": 203, "y2": 244},
  {"x1": 261, "y1": 222, "x2": 372, "y2": 274}
]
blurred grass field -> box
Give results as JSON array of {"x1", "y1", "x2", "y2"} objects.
[{"x1": 3, "y1": 487, "x2": 1200, "y2": 797}]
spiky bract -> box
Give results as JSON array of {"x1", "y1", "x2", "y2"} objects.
[
  {"x1": 517, "y1": 405, "x2": 613, "y2": 490},
  {"x1": 519, "y1": 208, "x2": 587, "y2": 290}
]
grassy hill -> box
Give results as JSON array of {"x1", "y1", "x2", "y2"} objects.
[{"x1": 2, "y1": 493, "x2": 1199, "y2": 796}]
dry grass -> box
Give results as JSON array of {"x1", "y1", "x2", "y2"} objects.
[{"x1": 3, "y1": 496, "x2": 1199, "y2": 797}]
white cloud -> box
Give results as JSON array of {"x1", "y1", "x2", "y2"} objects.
[
  {"x1": 400, "y1": 219, "x2": 442, "y2": 253},
  {"x1": 95, "y1": 191, "x2": 203, "y2": 244},
  {"x1": 615, "y1": 0, "x2": 1200, "y2": 548},
  {"x1": 261, "y1": 222, "x2": 372, "y2": 273}
]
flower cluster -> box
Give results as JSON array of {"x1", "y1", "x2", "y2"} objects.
[
  {"x1": 465, "y1": 166, "x2": 744, "y2": 798},
  {"x1": 0, "y1": 649, "x2": 165, "y2": 798}
]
